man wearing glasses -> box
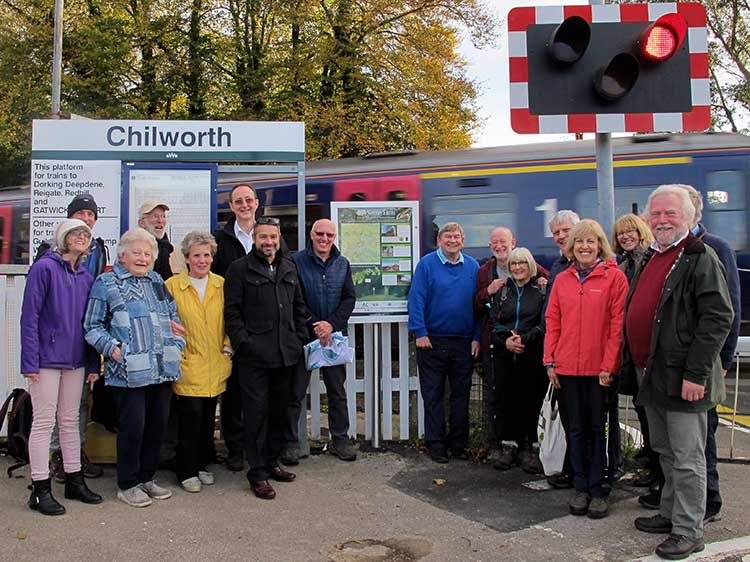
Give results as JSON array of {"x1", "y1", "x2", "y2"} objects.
[
  {"x1": 138, "y1": 199, "x2": 173, "y2": 281},
  {"x1": 291, "y1": 219, "x2": 357, "y2": 462},
  {"x1": 223, "y1": 217, "x2": 309, "y2": 500}
]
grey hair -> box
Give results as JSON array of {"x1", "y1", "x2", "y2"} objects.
[
  {"x1": 508, "y1": 247, "x2": 538, "y2": 278},
  {"x1": 673, "y1": 184, "x2": 703, "y2": 226},
  {"x1": 549, "y1": 210, "x2": 580, "y2": 229},
  {"x1": 117, "y1": 227, "x2": 158, "y2": 265},
  {"x1": 437, "y1": 222, "x2": 465, "y2": 239},
  {"x1": 181, "y1": 231, "x2": 217, "y2": 258},
  {"x1": 645, "y1": 185, "x2": 696, "y2": 223}
]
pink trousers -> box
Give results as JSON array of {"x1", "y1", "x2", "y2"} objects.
[{"x1": 28, "y1": 368, "x2": 84, "y2": 481}]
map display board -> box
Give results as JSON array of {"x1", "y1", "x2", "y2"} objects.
[{"x1": 331, "y1": 202, "x2": 419, "y2": 314}]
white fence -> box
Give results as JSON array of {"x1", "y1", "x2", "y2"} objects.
[
  {"x1": 308, "y1": 316, "x2": 424, "y2": 446},
  {"x1": 0, "y1": 268, "x2": 425, "y2": 442}
]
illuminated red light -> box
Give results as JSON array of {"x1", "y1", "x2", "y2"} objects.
[
  {"x1": 639, "y1": 13, "x2": 687, "y2": 63},
  {"x1": 643, "y1": 26, "x2": 676, "y2": 60}
]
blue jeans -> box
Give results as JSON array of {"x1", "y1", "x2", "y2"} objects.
[
  {"x1": 416, "y1": 336, "x2": 473, "y2": 451},
  {"x1": 559, "y1": 375, "x2": 608, "y2": 498}
]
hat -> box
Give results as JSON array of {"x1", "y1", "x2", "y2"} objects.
[
  {"x1": 53, "y1": 218, "x2": 91, "y2": 250},
  {"x1": 67, "y1": 194, "x2": 98, "y2": 220},
  {"x1": 139, "y1": 199, "x2": 170, "y2": 217}
]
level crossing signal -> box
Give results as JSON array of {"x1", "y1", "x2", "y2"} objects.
[{"x1": 508, "y1": 3, "x2": 710, "y2": 134}]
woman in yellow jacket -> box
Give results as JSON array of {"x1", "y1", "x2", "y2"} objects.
[{"x1": 165, "y1": 231, "x2": 232, "y2": 493}]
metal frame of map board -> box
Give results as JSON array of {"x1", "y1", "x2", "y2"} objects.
[
  {"x1": 122, "y1": 162, "x2": 217, "y2": 273},
  {"x1": 331, "y1": 201, "x2": 420, "y2": 317}
]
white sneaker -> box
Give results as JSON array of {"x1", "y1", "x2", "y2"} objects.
[
  {"x1": 181, "y1": 477, "x2": 202, "y2": 493},
  {"x1": 117, "y1": 485, "x2": 152, "y2": 508},
  {"x1": 198, "y1": 471, "x2": 215, "y2": 485},
  {"x1": 140, "y1": 480, "x2": 172, "y2": 500}
]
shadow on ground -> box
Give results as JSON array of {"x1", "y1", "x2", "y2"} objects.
[{"x1": 381, "y1": 444, "x2": 639, "y2": 534}]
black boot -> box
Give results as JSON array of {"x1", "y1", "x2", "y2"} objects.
[
  {"x1": 28, "y1": 478, "x2": 66, "y2": 516},
  {"x1": 65, "y1": 471, "x2": 103, "y2": 504}
]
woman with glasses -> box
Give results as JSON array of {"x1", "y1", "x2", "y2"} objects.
[
  {"x1": 544, "y1": 219, "x2": 628, "y2": 519},
  {"x1": 21, "y1": 219, "x2": 103, "y2": 515},
  {"x1": 612, "y1": 214, "x2": 653, "y2": 282},
  {"x1": 490, "y1": 247, "x2": 547, "y2": 474}
]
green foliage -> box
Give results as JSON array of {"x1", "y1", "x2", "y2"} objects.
[{"x1": 0, "y1": 0, "x2": 498, "y2": 186}]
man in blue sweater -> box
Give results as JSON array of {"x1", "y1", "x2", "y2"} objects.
[{"x1": 408, "y1": 222, "x2": 480, "y2": 463}]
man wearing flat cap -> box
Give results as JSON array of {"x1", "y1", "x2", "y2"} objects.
[{"x1": 138, "y1": 199, "x2": 173, "y2": 281}]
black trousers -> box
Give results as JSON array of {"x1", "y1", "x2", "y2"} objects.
[
  {"x1": 110, "y1": 382, "x2": 173, "y2": 490},
  {"x1": 415, "y1": 336, "x2": 473, "y2": 451},
  {"x1": 238, "y1": 362, "x2": 293, "y2": 483},
  {"x1": 559, "y1": 375, "x2": 609, "y2": 499},
  {"x1": 220, "y1": 362, "x2": 244, "y2": 457},
  {"x1": 175, "y1": 395, "x2": 218, "y2": 482},
  {"x1": 492, "y1": 349, "x2": 546, "y2": 447},
  {"x1": 287, "y1": 362, "x2": 351, "y2": 446}
]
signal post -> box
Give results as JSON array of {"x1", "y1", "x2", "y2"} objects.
[{"x1": 508, "y1": 2, "x2": 710, "y2": 233}]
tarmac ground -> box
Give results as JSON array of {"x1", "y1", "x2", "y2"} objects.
[{"x1": 1, "y1": 428, "x2": 749, "y2": 562}]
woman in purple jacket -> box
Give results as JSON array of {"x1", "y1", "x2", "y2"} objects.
[{"x1": 21, "y1": 218, "x2": 103, "y2": 515}]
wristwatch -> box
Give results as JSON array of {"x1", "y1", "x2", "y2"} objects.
[{"x1": 545, "y1": 363, "x2": 555, "y2": 369}]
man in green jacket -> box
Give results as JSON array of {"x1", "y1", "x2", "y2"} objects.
[{"x1": 623, "y1": 184, "x2": 733, "y2": 561}]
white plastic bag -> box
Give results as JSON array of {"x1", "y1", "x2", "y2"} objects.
[
  {"x1": 538, "y1": 383, "x2": 567, "y2": 476},
  {"x1": 304, "y1": 331, "x2": 354, "y2": 370}
]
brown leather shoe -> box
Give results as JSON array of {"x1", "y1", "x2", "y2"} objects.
[
  {"x1": 249, "y1": 480, "x2": 276, "y2": 500},
  {"x1": 269, "y1": 465, "x2": 296, "y2": 483}
]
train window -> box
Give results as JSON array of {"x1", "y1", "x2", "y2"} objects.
[
  {"x1": 431, "y1": 193, "x2": 516, "y2": 248},
  {"x1": 348, "y1": 193, "x2": 368, "y2": 201},
  {"x1": 705, "y1": 171, "x2": 747, "y2": 250},
  {"x1": 387, "y1": 190, "x2": 407, "y2": 201},
  {"x1": 576, "y1": 186, "x2": 656, "y2": 220},
  {"x1": 458, "y1": 178, "x2": 490, "y2": 189}
]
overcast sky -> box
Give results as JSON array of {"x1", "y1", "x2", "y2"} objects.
[{"x1": 460, "y1": 0, "x2": 604, "y2": 148}]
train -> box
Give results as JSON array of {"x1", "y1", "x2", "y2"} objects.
[{"x1": 2, "y1": 131, "x2": 750, "y2": 317}]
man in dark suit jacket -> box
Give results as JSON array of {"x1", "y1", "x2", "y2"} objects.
[{"x1": 223, "y1": 217, "x2": 308, "y2": 500}]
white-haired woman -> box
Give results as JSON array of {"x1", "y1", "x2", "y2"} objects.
[
  {"x1": 165, "y1": 232, "x2": 232, "y2": 493},
  {"x1": 84, "y1": 227, "x2": 185, "y2": 508},
  {"x1": 490, "y1": 247, "x2": 547, "y2": 473},
  {"x1": 21, "y1": 219, "x2": 103, "y2": 515}
]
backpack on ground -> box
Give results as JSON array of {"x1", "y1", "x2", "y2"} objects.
[{"x1": 0, "y1": 388, "x2": 33, "y2": 477}]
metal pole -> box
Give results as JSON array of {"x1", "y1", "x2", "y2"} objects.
[
  {"x1": 372, "y1": 324, "x2": 380, "y2": 448},
  {"x1": 596, "y1": 133, "x2": 615, "y2": 235},
  {"x1": 295, "y1": 160, "x2": 310, "y2": 457},
  {"x1": 51, "y1": 0, "x2": 64, "y2": 119},
  {"x1": 589, "y1": 0, "x2": 616, "y2": 234}
]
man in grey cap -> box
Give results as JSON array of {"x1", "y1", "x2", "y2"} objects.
[{"x1": 138, "y1": 199, "x2": 173, "y2": 280}]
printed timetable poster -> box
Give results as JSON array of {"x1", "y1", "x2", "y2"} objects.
[{"x1": 331, "y1": 201, "x2": 419, "y2": 314}]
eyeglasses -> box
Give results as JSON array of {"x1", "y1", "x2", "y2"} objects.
[
  {"x1": 69, "y1": 229, "x2": 92, "y2": 239},
  {"x1": 313, "y1": 231, "x2": 335, "y2": 238},
  {"x1": 509, "y1": 261, "x2": 529, "y2": 268},
  {"x1": 256, "y1": 217, "x2": 280, "y2": 226},
  {"x1": 617, "y1": 229, "x2": 637, "y2": 237}
]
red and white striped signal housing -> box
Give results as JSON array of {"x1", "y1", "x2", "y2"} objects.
[{"x1": 508, "y1": 3, "x2": 710, "y2": 134}]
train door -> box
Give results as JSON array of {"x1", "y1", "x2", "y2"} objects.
[
  {"x1": 0, "y1": 205, "x2": 12, "y2": 263},
  {"x1": 333, "y1": 175, "x2": 421, "y2": 202}
]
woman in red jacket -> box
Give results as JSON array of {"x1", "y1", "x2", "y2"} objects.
[{"x1": 543, "y1": 219, "x2": 628, "y2": 520}]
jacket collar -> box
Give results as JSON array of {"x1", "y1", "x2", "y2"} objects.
[
  {"x1": 113, "y1": 262, "x2": 157, "y2": 281},
  {"x1": 222, "y1": 216, "x2": 239, "y2": 241},
  {"x1": 176, "y1": 270, "x2": 222, "y2": 290},
  {"x1": 45, "y1": 250, "x2": 88, "y2": 275},
  {"x1": 304, "y1": 244, "x2": 341, "y2": 264}
]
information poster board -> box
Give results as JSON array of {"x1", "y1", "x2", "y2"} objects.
[
  {"x1": 123, "y1": 163, "x2": 217, "y2": 273},
  {"x1": 29, "y1": 160, "x2": 122, "y2": 264},
  {"x1": 332, "y1": 202, "x2": 419, "y2": 314}
]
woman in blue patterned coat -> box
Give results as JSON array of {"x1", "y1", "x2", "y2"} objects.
[{"x1": 84, "y1": 227, "x2": 185, "y2": 508}]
